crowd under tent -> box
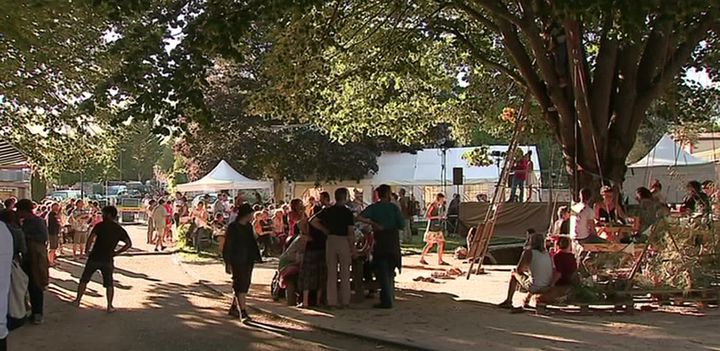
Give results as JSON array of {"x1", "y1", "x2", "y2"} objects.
[
  {"x1": 292, "y1": 145, "x2": 542, "y2": 207},
  {"x1": 624, "y1": 135, "x2": 717, "y2": 203},
  {"x1": 176, "y1": 160, "x2": 273, "y2": 193}
]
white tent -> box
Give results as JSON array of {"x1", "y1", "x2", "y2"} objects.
[
  {"x1": 176, "y1": 160, "x2": 272, "y2": 193},
  {"x1": 413, "y1": 146, "x2": 540, "y2": 185},
  {"x1": 292, "y1": 145, "x2": 541, "y2": 204},
  {"x1": 625, "y1": 135, "x2": 717, "y2": 203}
]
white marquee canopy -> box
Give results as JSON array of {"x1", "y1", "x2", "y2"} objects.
[
  {"x1": 625, "y1": 135, "x2": 717, "y2": 203},
  {"x1": 175, "y1": 160, "x2": 272, "y2": 193}
]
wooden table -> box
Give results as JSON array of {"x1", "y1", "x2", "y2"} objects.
[{"x1": 596, "y1": 225, "x2": 634, "y2": 243}]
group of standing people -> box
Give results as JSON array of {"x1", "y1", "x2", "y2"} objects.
[
  {"x1": 220, "y1": 184, "x2": 406, "y2": 323},
  {"x1": 0, "y1": 196, "x2": 133, "y2": 350}
]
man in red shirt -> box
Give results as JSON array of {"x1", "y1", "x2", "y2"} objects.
[{"x1": 510, "y1": 154, "x2": 529, "y2": 202}]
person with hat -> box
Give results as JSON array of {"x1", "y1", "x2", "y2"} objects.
[{"x1": 222, "y1": 203, "x2": 262, "y2": 322}]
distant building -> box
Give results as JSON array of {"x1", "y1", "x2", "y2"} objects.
[
  {"x1": 0, "y1": 140, "x2": 30, "y2": 200},
  {"x1": 683, "y1": 132, "x2": 720, "y2": 162}
]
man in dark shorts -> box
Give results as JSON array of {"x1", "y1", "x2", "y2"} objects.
[{"x1": 73, "y1": 206, "x2": 132, "y2": 313}]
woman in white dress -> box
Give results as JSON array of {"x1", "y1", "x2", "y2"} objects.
[{"x1": 525, "y1": 151, "x2": 539, "y2": 202}]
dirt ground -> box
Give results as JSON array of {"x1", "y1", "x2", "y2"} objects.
[
  {"x1": 179, "y1": 229, "x2": 720, "y2": 351},
  {"x1": 10, "y1": 224, "x2": 720, "y2": 351},
  {"x1": 8, "y1": 225, "x2": 402, "y2": 351}
]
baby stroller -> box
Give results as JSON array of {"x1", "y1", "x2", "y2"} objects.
[{"x1": 270, "y1": 235, "x2": 303, "y2": 305}]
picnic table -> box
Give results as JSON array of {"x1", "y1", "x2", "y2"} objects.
[{"x1": 596, "y1": 224, "x2": 633, "y2": 243}]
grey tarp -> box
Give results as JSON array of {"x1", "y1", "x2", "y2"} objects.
[{"x1": 458, "y1": 202, "x2": 566, "y2": 238}]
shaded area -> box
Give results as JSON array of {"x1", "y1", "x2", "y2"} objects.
[{"x1": 10, "y1": 255, "x2": 389, "y2": 351}]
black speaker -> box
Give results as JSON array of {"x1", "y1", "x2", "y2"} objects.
[{"x1": 452, "y1": 167, "x2": 463, "y2": 185}]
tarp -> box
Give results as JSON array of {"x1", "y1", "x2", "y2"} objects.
[
  {"x1": 0, "y1": 140, "x2": 27, "y2": 167},
  {"x1": 458, "y1": 202, "x2": 560, "y2": 238},
  {"x1": 175, "y1": 160, "x2": 272, "y2": 192},
  {"x1": 625, "y1": 135, "x2": 716, "y2": 203}
]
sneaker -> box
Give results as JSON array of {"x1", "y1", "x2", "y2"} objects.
[
  {"x1": 240, "y1": 309, "x2": 251, "y2": 323},
  {"x1": 32, "y1": 314, "x2": 44, "y2": 325}
]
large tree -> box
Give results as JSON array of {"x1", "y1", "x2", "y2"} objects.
[
  {"x1": 5, "y1": 1, "x2": 719, "y2": 195},
  {"x1": 254, "y1": 1, "x2": 720, "y2": 193},
  {"x1": 174, "y1": 60, "x2": 381, "y2": 200}
]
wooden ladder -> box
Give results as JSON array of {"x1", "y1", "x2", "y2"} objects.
[{"x1": 466, "y1": 92, "x2": 530, "y2": 277}]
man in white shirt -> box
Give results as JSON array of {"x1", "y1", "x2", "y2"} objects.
[{"x1": 569, "y1": 188, "x2": 596, "y2": 241}]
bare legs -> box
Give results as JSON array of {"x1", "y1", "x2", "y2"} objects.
[
  {"x1": 419, "y1": 241, "x2": 448, "y2": 265},
  {"x1": 48, "y1": 248, "x2": 56, "y2": 266},
  {"x1": 301, "y1": 290, "x2": 323, "y2": 308},
  {"x1": 106, "y1": 286, "x2": 115, "y2": 313},
  {"x1": 499, "y1": 271, "x2": 530, "y2": 308},
  {"x1": 74, "y1": 282, "x2": 115, "y2": 313},
  {"x1": 154, "y1": 229, "x2": 165, "y2": 252}
]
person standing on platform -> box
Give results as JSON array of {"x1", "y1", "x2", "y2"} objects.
[
  {"x1": 510, "y1": 154, "x2": 529, "y2": 202},
  {"x1": 357, "y1": 185, "x2": 404, "y2": 309}
]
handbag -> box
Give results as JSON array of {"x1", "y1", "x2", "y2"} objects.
[{"x1": 9, "y1": 259, "x2": 29, "y2": 319}]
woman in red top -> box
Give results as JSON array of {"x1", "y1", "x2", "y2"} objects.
[
  {"x1": 509, "y1": 154, "x2": 529, "y2": 202},
  {"x1": 286, "y1": 199, "x2": 308, "y2": 251}
]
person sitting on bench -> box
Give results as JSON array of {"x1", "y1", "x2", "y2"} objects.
[
  {"x1": 551, "y1": 236, "x2": 577, "y2": 286},
  {"x1": 498, "y1": 233, "x2": 553, "y2": 309}
]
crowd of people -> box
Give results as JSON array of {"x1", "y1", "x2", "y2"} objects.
[
  {"x1": 131, "y1": 186, "x2": 415, "y2": 321},
  {"x1": 0, "y1": 196, "x2": 134, "y2": 350}
]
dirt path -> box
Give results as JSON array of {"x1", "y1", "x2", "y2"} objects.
[{"x1": 8, "y1": 226, "x2": 403, "y2": 351}]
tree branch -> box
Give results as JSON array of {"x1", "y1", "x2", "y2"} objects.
[
  {"x1": 637, "y1": 15, "x2": 719, "y2": 110},
  {"x1": 439, "y1": 24, "x2": 525, "y2": 85},
  {"x1": 589, "y1": 15, "x2": 618, "y2": 134},
  {"x1": 470, "y1": 0, "x2": 524, "y2": 28},
  {"x1": 450, "y1": 1, "x2": 499, "y2": 32},
  {"x1": 636, "y1": 15, "x2": 674, "y2": 91}
]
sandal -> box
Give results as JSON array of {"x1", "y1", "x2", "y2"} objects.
[{"x1": 419, "y1": 259, "x2": 429, "y2": 265}]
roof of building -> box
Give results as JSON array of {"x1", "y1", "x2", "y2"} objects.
[{"x1": 0, "y1": 139, "x2": 28, "y2": 166}]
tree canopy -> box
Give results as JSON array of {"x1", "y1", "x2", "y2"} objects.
[{"x1": 3, "y1": 0, "x2": 719, "y2": 195}]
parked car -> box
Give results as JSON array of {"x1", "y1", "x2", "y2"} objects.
[{"x1": 48, "y1": 190, "x2": 82, "y2": 201}]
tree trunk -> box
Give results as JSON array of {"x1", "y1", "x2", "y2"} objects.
[
  {"x1": 559, "y1": 111, "x2": 634, "y2": 202},
  {"x1": 272, "y1": 176, "x2": 285, "y2": 203}
]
